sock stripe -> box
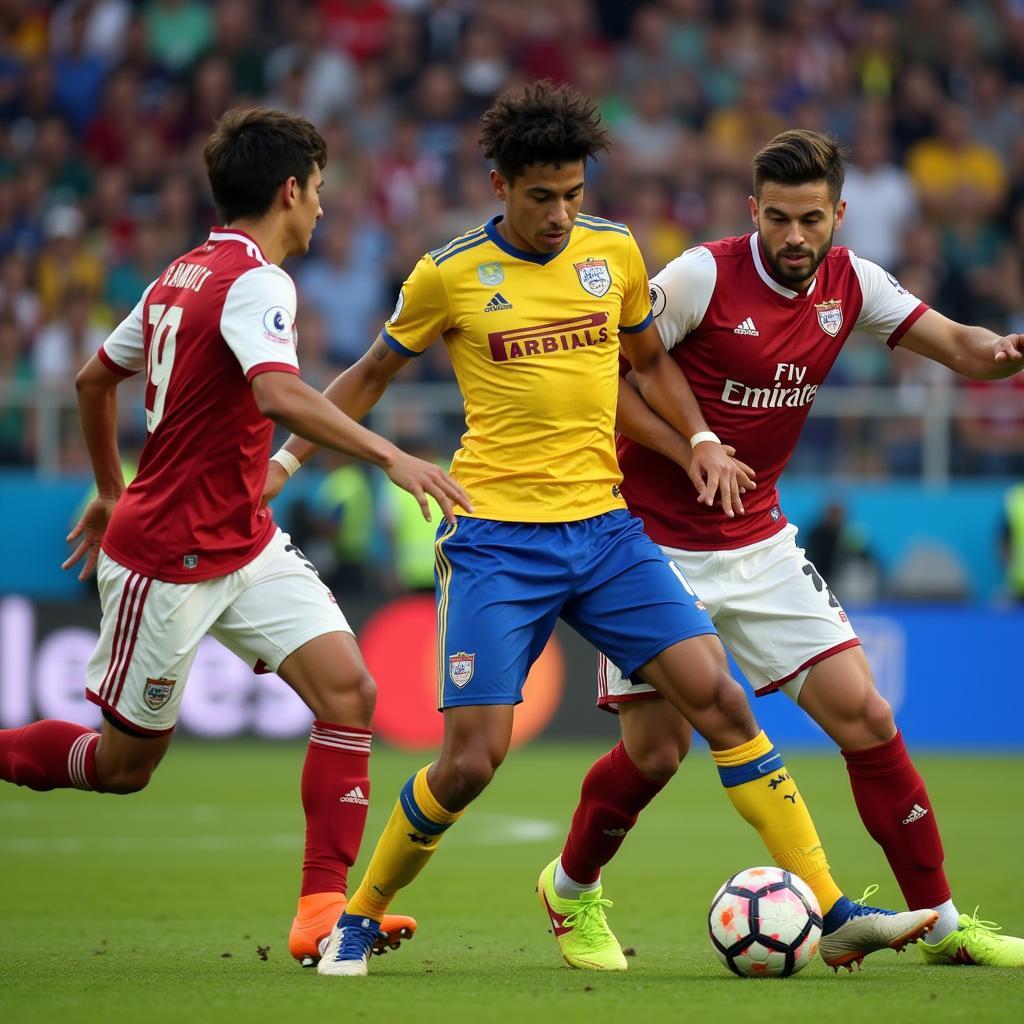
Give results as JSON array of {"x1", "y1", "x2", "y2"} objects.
[
  {"x1": 399, "y1": 776, "x2": 450, "y2": 836},
  {"x1": 310, "y1": 726, "x2": 372, "y2": 755},
  {"x1": 309, "y1": 735, "x2": 372, "y2": 755},
  {"x1": 67, "y1": 732, "x2": 98, "y2": 790},
  {"x1": 312, "y1": 720, "x2": 371, "y2": 736},
  {"x1": 716, "y1": 747, "x2": 784, "y2": 788}
]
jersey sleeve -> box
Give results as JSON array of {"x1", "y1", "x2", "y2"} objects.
[
  {"x1": 619, "y1": 232, "x2": 654, "y2": 334},
  {"x1": 98, "y1": 281, "x2": 156, "y2": 376},
  {"x1": 220, "y1": 265, "x2": 301, "y2": 381},
  {"x1": 849, "y1": 253, "x2": 929, "y2": 348},
  {"x1": 380, "y1": 254, "x2": 451, "y2": 357},
  {"x1": 649, "y1": 246, "x2": 717, "y2": 351}
]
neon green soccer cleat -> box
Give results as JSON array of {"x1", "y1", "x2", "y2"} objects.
[
  {"x1": 537, "y1": 858, "x2": 628, "y2": 971},
  {"x1": 919, "y1": 909, "x2": 1024, "y2": 967}
]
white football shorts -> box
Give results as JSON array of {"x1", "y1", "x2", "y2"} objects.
[
  {"x1": 85, "y1": 528, "x2": 351, "y2": 734},
  {"x1": 597, "y1": 523, "x2": 860, "y2": 708}
]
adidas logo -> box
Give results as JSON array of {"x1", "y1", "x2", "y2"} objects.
[
  {"x1": 483, "y1": 292, "x2": 512, "y2": 312},
  {"x1": 902, "y1": 803, "x2": 929, "y2": 824},
  {"x1": 733, "y1": 317, "x2": 759, "y2": 335},
  {"x1": 340, "y1": 786, "x2": 369, "y2": 805}
]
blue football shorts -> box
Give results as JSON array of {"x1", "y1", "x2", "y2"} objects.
[{"x1": 433, "y1": 509, "x2": 716, "y2": 709}]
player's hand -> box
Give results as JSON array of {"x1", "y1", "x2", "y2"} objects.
[
  {"x1": 63, "y1": 495, "x2": 118, "y2": 580},
  {"x1": 687, "y1": 442, "x2": 756, "y2": 518},
  {"x1": 993, "y1": 334, "x2": 1024, "y2": 365},
  {"x1": 261, "y1": 460, "x2": 290, "y2": 506},
  {"x1": 385, "y1": 454, "x2": 473, "y2": 524}
]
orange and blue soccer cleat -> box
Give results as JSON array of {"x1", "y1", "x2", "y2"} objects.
[{"x1": 288, "y1": 892, "x2": 416, "y2": 967}]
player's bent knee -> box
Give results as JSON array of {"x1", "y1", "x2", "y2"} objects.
[
  {"x1": 314, "y1": 669, "x2": 377, "y2": 724},
  {"x1": 716, "y1": 673, "x2": 753, "y2": 723},
  {"x1": 96, "y1": 763, "x2": 155, "y2": 795},
  {"x1": 342, "y1": 668, "x2": 377, "y2": 714},
  {"x1": 630, "y1": 741, "x2": 684, "y2": 783},
  {"x1": 442, "y1": 749, "x2": 501, "y2": 806},
  {"x1": 692, "y1": 674, "x2": 759, "y2": 749},
  {"x1": 860, "y1": 690, "x2": 896, "y2": 744}
]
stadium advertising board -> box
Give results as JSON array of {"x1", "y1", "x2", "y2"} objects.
[{"x1": 0, "y1": 594, "x2": 1020, "y2": 748}]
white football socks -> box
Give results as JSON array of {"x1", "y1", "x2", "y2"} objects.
[
  {"x1": 554, "y1": 858, "x2": 600, "y2": 900},
  {"x1": 926, "y1": 899, "x2": 961, "y2": 942}
]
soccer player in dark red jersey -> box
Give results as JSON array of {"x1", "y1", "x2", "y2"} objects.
[
  {"x1": 0, "y1": 107, "x2": 471, "y2": 968},
  {"x1": 549, "y1": 129, "x2": 1024, "y2": 968}
]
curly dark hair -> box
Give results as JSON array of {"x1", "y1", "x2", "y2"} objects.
[
  {"x1": 204, "y1": 107, "x2": 326, "y2": 223},
  {"x1": 478, "y1": 80, "x2": 610, "y2": 184},
  {"x1": 753, "y1": 129, "x2": 847, "y2": 205}
]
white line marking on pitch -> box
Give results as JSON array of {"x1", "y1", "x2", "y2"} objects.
[{"x1": 0, "y1": 814, "x2": 558, "y2": 854}]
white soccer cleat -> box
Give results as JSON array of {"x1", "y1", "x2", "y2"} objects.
[
  {"x1": 820, "y1": 886, "x2": 937, "y2": 971},
  {"x1": 316, "y1": 912, "x2": 381, "y2": 977}
]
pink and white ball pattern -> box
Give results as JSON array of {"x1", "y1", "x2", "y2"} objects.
[{"x1": 708, "y1": 866, "x2": 823, "y2": 978}]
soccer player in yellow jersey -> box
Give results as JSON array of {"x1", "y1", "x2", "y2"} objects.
[{"x1": 266, "y1": 82, "x2": 936, "y2": 977}]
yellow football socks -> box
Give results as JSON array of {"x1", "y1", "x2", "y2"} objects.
[
  {"x1": 346, "y1": 765, "x2": 462, "y2": 921},
  {"x1": 712, "y1": 730, "x2": 843, "y2": 915}
]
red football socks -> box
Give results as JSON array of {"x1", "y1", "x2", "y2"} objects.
[
  {"x1": 843, "y1": 731, "x2": 951, "y2": 910},
  {"x1": 299, "y1": 720, "x2": 372, "y2": 896},
  {"x1": 560, "y1": 740, "x2": 668, "y2": 885},
  {"x1": 0, "y1": 720, "x2": 99, "y2": 791}
]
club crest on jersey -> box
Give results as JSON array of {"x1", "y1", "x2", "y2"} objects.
[
  {"x1": 477, "y1": 262, "x2": 504, "y2": 286},
  {"x1": 449, "y1": 651, "x2": 475, "y2": 688},
  {"x1": 183, "y1": 554, "x2": 198, "y2": 569},
  {"x1": 574, "y1": 258, "x2": 611, "y2": 297},
  {"x1": 144, "y1": 677, "x2": 176, "y2": 710},
  {"x1": 815, "y1": 299, "x2": 843, "y2": 337}
]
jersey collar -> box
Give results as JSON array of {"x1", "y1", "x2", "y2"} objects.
[
  {"x1": 484, "y1": 215, "x2": 570, "y2": 265},
  {"x1": 207, "y1": 227, "x2": 269, "y2": 265},
  {"x1": 750, "y1": 232, "x2": 817, "y2": 300}
]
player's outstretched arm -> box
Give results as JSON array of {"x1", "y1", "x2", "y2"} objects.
[
  {"x1": 620, "y1": 324, "x2": 755, "y2": 517},
  {"x1": 63, "y1": 354, "x2": 129, "y2": 580},
  {"x1": 252, "y1": 363, "x2": 471, "y2": 523},
  {"x1": 262, "y1": 334, "x2": 405, "y2": 502},
  {"x1": 899, "y1": 310, "x2": 1024, "y2": 379}
]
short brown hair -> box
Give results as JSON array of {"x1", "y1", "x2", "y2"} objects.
[
  {"x1": 204, "y1": 107, "x2": 326, "y2": 223},
  {"x1": 752, "y1": 129, "x2": 846, "y2": 204},
  {"x1": 478, "y1": 80, "x2": 610, "y2": 184}
]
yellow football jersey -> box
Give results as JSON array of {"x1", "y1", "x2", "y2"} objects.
[{"x1": 382, "y1": 215, "x2": 653, "y2": 522}]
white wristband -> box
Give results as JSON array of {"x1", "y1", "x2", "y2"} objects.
[
  {"x1": 689, "y1": 430, "x2": 721, "y2": 449},
  {"x1": 270, "y1": 449, "x2": 302, "y2": 478}
]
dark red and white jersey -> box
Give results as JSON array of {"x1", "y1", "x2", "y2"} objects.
[
  {"x1": 98, "y1": 228, "x2": 301, "y2": 582},
  {"x1": 621, "y1": 233, "x2": 928, "y2": 550}
]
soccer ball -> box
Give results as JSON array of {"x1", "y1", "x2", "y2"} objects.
[{"x1": 708, "y1": 866, "x2": 823, "y2": 978}]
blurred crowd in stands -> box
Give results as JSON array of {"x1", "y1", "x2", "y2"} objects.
[{"x1": 1, "y1": 2, "x2": 1023, "y2": 526}]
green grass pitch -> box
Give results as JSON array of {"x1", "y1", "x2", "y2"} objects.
[{"x1": 1, "y1": 742, "x2": 1022, "y2": 1023}]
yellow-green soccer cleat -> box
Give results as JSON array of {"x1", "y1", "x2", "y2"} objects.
[
  {"x1": 919, "y1": 909, "x2": 1024, "y2": 967},
  {"x1": 537, "y1": 858, "x2": 628, "y2": 971}
]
